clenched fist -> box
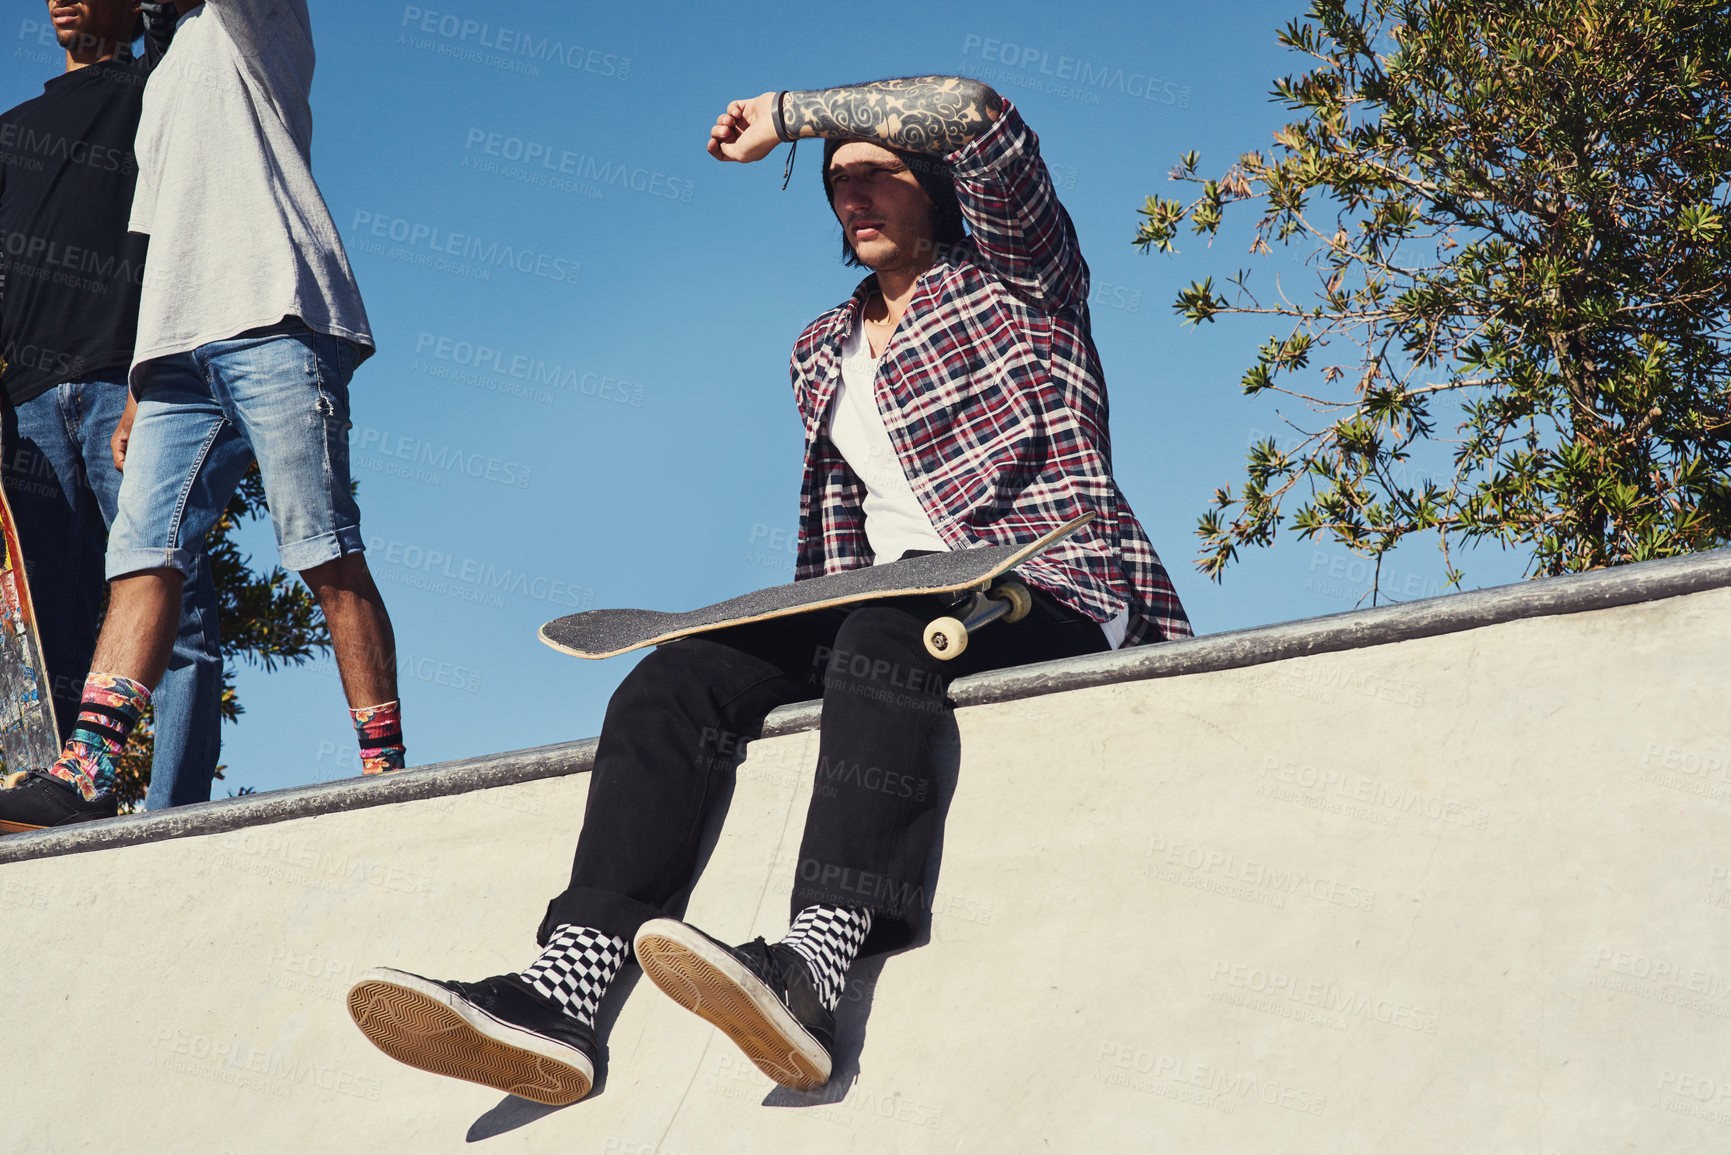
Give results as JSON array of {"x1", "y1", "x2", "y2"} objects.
[{"x1": 707, "y1": 92, "x2": 785, "y2": 163}]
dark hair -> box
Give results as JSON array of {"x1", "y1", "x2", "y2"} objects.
[{"x1": 821, "y1": 137, "x2": 967, "y2": 268}]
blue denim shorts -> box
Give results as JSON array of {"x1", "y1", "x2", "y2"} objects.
[{"x1": 108, "y1": 323, "x2": 366, "y2": 580}]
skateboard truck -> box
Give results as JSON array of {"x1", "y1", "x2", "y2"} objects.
[{"x1": 923, "y1": 578, "x2": 1033, "y2": 660}]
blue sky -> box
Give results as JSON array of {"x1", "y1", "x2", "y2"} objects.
[{"x1": 2, "y1": 0, "x2": 1523, "y2": 795}]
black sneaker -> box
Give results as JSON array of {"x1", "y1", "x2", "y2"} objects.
[
  {"x1": 346, "y1": 968, "x2": 597, "y2": 1106},
  {"x1": 634, "y1": 918, "x2": 835, "y2": 1090},
  {"x1": 0, "y1": 770, "x2": 119, "y2": 834}
]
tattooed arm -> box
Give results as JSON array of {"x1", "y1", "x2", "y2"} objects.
[
  {"x1": 707, "y1": 77, "x2": 1003, "y2": 164},
  {"x1": 783, "y1": 78, "x2": 1003, "y2": 152}
]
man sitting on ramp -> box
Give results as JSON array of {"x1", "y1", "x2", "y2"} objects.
[{"x1": 347, "y1": 75, "x2": 1191, "y2": 1106}]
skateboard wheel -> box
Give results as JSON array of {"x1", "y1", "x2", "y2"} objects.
[
  {"x1": 989, "y1": 580, "x2": 1033, "y2": 624},
  {"x1": 924, "y1": 617, "x2": 968, "y2": 660}
]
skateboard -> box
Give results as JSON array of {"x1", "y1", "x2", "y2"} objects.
[
  {"x1": 540, "y1": 513, "x2": 1095, "y2": 662},
  {"x1": 0, "y1": 476, "x2": 60, "y2": 782}
]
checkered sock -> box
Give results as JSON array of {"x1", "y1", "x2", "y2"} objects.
[
  {"x1": 350, "y1": 700, "x2": 406, "y2": 775},
  {"x1": 46, "y1": 673, "x2": 151, "y2": 801},
  {"x1": 780, "y1": 905, "x2": 872, "y2": 1013},
  {"x1": 520, "y1": 925, "x2": 629, "y2": 1026}
]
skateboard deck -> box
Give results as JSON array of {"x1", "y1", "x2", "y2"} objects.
[
  {"x1": 0, "y1": 478, "x2": 59, "y2": 780},
  {"x1": 540, "y1": 513, "x2": 1094, "y2": 661}
]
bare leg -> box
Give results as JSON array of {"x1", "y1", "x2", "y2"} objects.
[
  {"x1": 301, "y1": 554, "x2": 398, "y2": 708},
  {"x1": 10, "y1": 568, "x2": 184, "y2": 800},
  {"x1": 89, "y1": 568, "x2": 184, "y2": 688}
]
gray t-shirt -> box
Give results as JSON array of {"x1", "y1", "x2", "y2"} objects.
[{"x1": 128, "y1": 0, "x2": 372, "y2": 383}]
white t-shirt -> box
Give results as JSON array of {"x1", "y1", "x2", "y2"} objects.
[
  {"x1": 825, "y1": 316, "x2": 1128, "y2": 649},
  {"x1": 129, "y1": 0, "x2": 373, "y2": 381},
  {"x1": 825, "y1": 318, "x2": 950, "y2": 563}
]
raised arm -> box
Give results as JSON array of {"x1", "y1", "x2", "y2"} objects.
[
  {"x1": 200, "y1": 0, "x2": 312, "y2": 72},
  {"x1": 708, "y1": 77, "x2": 1003, "y2": 164},
  {"x1": 707, "y1": 79, "x2": 1085, "y2": 311},
  {"x1": 784, "y1": 77, "x2": 1002, "y2": 153}
]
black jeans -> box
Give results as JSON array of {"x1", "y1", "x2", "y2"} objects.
[{"x1": 540, "y1": 587, "x2": 1109, "y2": 954}]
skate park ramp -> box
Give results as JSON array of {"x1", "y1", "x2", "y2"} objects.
[{"x1": 3, "y1": 550, "x2": 1729, "y2": 1154}]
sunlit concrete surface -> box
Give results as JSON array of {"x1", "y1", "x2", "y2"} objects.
[{"x1": 3, "y1": 557, "x2": 1728, "y2": 1153}]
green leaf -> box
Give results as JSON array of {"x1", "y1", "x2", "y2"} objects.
[{"x1": 1134, "y1": 0, "x2": 1731, "y2": 587}]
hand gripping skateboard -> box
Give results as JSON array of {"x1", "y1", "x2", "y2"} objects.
[
  {"x1": 540, "y1": 513, "x2": 1095, "y2": 662},
  {"x1": 0, "y1": 476, "x2": 60, "y2": 785}
]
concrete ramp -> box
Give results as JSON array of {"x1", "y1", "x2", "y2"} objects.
[{"x1": 4, "y1": 553, "x2": 1730, "y2": 1153}]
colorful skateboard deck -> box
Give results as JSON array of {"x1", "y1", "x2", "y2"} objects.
[
  {"x1": 0, "y1": 478, "x2": 59, "y2": 780},
  {"x1": 540, "y1": 513, "x2": 1094, "y2": 661}
]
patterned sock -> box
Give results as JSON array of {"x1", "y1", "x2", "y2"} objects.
[
  {"x1": 46, "y1": 673, "x2": 151, "y2": 801},
  {"x1": 780, "y1": 904, "x2": 872, "y2": 1013},
  {"x1": 350, "y1": 700, "x2": 406, "y2": 775},
  {"x1": 520, "y1": 924, "x2": 630, "y2": 1026}
]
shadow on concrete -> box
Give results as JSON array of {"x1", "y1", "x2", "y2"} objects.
[
  {"x1": 466, "y1": 1096, "x2": 567, "y2": 1141},
  {"x1": 464, "y1": 966, "x2": 650, "y2": 1141}
]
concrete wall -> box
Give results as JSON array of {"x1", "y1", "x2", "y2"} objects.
[{"x1": 3, "y1": 569, "x2": 1729, "y2": 1153}]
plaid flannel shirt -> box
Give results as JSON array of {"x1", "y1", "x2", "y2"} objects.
[{"x1": 788, "y1": 101, "x2": 1191, "y2": 645}]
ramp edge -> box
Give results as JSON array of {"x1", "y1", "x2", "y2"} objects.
[
  {"x1": 0, "y1": 739, "x2": 596, "y2": 865},
  {"x1": 4, "y1": 545, "x2": 1726, "y2": 866}
]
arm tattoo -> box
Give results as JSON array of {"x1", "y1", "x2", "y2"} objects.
[{"x1": 783, "y1": 76, "x2": 1004, "y2": 154}]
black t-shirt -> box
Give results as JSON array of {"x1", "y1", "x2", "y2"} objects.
[{"x1": 0, "y1": 55, "x2": 153, "y2": 405}]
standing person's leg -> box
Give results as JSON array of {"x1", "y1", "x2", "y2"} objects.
[
  {"x1": 301, "y1": 554, "x2": 400, "y2": 773},
  {"x1": 0, "y1": 355, "x2": 255, "y2": 831},
  {"x1": 139, "y1": 553, "x2": 223, "y2": 808},
  {"x1": 4, "y1": 386, "x2": 109, "y2": 746},
  {"x1": 635, "y1": 591, "x2": 1111, "y2": 1089},
  {"x1": 345, "y1": 616, "x2": 834, "y2": 1105},
  {"x1": 204, "y1": 323, "x2": 404, "y2": 775},
  {"x1": 72, "y1": 383, "x2": 225, "y2": 810}
]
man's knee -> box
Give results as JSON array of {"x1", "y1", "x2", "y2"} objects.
[
  {"x1": 109, "y1": 566, "x2": 186, "y2": 599},
  {"x1": 299, "y1": 551, "x2": 371, "y2": 593},
  {"x1": 828, "y1": 606, "x2": 923, "y2": 672},
  {"x1": 612, "y1": 639, "x2": 733, "y2": 709},
  {"x1": 834, "y1": 606, "x2": 921, "y2": 646}
]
